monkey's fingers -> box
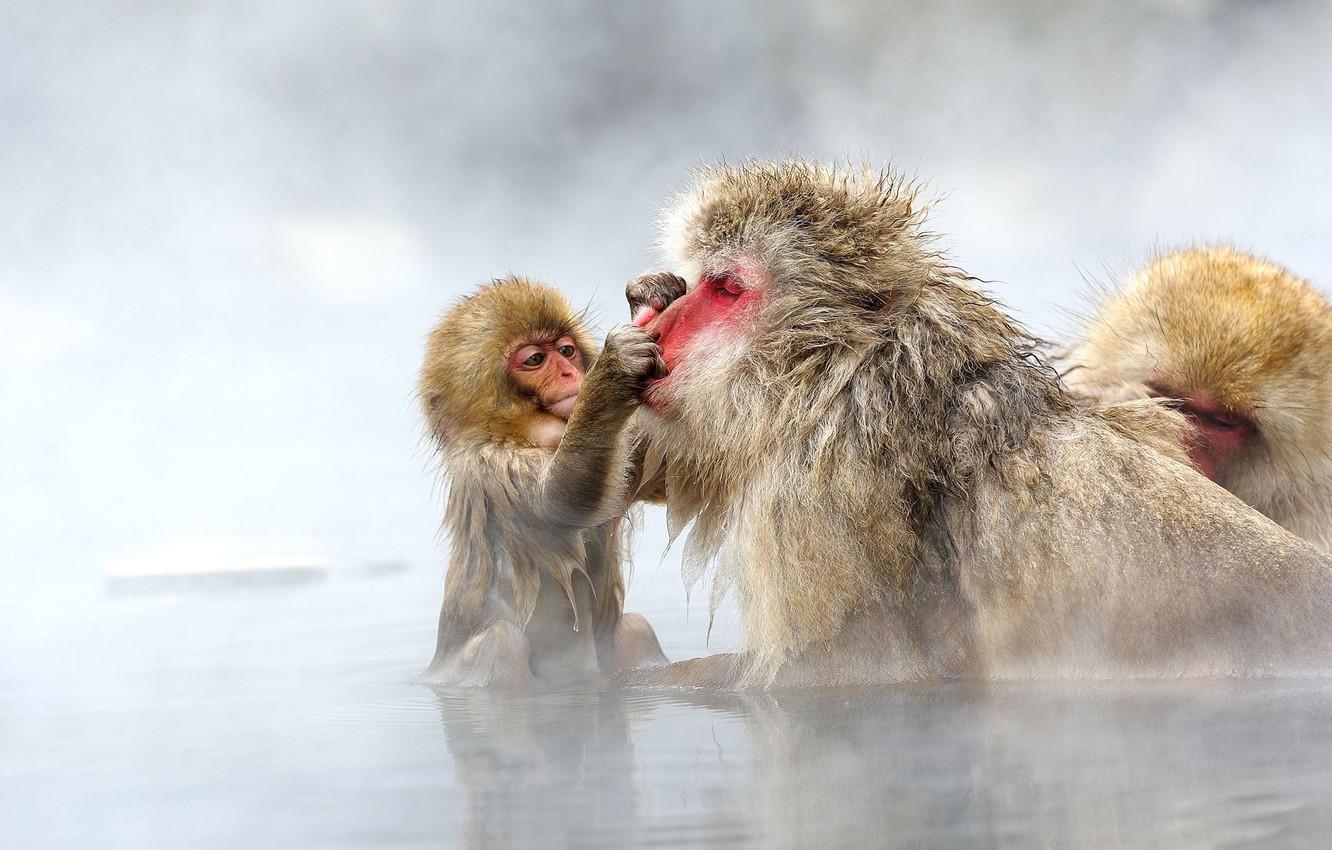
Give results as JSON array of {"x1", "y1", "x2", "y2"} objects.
[
  {"x1": 622, "y1": 343, "x2": 667, "y2": 382},
  {"x1": 602, "y1": 325, "x2": 666, "y2": 384},
  {"x1": 628, "y1": 272, "x2": 688, "y2": 326}
]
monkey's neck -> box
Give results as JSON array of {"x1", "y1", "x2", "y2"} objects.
[{"x1": 526, "y1": 414, "x2": 567, "y2": 450}]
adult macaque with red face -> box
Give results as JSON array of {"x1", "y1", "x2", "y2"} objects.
[
  {"x1": 623, "y1": 160, "x2": 1332, "y2": 689},
  {"x1": 419, "y1": 276, "x2": 668, "y2": 688},
  {"x1": 1063, "y1": 246, "x2": 1332, "y2": 552}
]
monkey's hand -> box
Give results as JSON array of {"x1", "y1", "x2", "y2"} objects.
[
  {"x1": 543, "y1": 325, "x2": 664, "y2": 528},
  {"x1": 628, "y1": 272, "x2": 687, "y2": 327},
  {"x1": 589, "y1": 325, "x2": 668, "y2": 406}
]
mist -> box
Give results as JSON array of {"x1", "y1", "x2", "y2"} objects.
[
  {"x1": 7, "y1": 3, "x2": 1332, "y2": 846},
  {"x1": 5, "y1": 1, "x2": 1331, "y2": 619}
]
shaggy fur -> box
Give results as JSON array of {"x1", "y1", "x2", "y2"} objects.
[
  {"x1": 419, "y1": 277, "x2": 646, "y2": 686},
  {"x1": 634, "y1": 161, "x2": 1332, "y2": 687},
  {"x1": 1064, "y1": 246, "x2": 1332, "y2": 552}
]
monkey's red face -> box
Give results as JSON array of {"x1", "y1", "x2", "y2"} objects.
[
  {"x1": 642, "y1": 271, "x2": 764, "y2": 407},
  {"x1": 507, "y1": 335, "x2": 585, "y2": 420},
  {"x1": 1150, "y1": 384, "x2": 1256, "y2": 480}
]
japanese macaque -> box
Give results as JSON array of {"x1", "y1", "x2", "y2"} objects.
[
  {"x1": 1062, "y1": 247, "x2": 1332, "y2": 552},
  {"x1": 623, "y1": 160, "x2": 1332, "y2": 689},
  {"x1": 419, "y1": 276, "x2": 668, "y2": 688}
]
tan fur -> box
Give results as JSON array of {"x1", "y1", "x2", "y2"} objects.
[
  {"x1": 420, "y1": 277, "x2": 599, "y2": 447},
  {"x1": 1064, "y1": 247, "x2": 1332, "y2": 551},
  {"x1": 419, "y1": 276, "x2": 664, "y2": 686},
  {"x1": 631, "y1": 161, "x2": 1332, "y2": 688}
]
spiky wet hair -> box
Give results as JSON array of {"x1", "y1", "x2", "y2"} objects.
[{"x1": 662, "y1": 159, "x2": 947, "y2": 308}]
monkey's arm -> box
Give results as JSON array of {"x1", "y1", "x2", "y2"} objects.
[
  {"x1": 535, "y1": 325, "x2": 666, "y2": 528},
  {"x1": 616, "y1": 652, "x2": 748, "y2": 688}
]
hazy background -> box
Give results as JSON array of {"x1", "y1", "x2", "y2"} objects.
[
  {"x1": 7, "y1": 4, "x2": 1332, "y2": 847},
  {"x1": 4, "y1": 0, "x2": 1332, "y2": 637}
]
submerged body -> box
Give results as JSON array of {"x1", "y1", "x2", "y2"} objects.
[{"x1": 626, "y1": 161, "x2": 1332, "y2": 688}]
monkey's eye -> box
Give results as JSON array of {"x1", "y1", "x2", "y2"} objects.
[
  {"x1": 557, "y1": 344, "x2": 577, "y2": 359},
  {"x1": 522, "y1": 352, "x2": 545, "y2": 368},
  {"x1": 705, "y1": 274, "x2": 746, "y2": 300},
  {"x1": 1196, "y1": 411, "x2": 1243, "y2": 431}
]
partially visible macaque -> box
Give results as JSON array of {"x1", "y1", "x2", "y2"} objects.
[
  {"x1": 419, "y1": 276, "x2": 668, "y2": 687},
  {"x1": 624, "y1": 160, "x2": 1332, "y2": 689},
  {"x1": 1063, "y1": 246, "x2": 1332, "y2": 551}
]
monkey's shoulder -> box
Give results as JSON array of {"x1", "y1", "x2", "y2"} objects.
[
  {"x1": 1043, "y1": 416, "x2": 1330, "y2": 564},
  {"x1": 444, "y1": 439, "x2": 550, "y2": 484}
]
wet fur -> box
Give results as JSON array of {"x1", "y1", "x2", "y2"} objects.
[
  {"x1": 634, "y1": 161, "x2": 1332, "y2": 687},
  {"x1": 419, "y1": 277, "x2": 643, "y2": 686}
]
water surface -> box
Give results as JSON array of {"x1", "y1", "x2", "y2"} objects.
[{"x1": 8, "y1": 566, "x2": 1332, "y2": 848}]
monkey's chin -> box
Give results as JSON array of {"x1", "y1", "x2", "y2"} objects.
[
  {"x1": 640, "y1": 386, "x2": 688, "y2": 428},
  {"x1": 546, "y1": 395, "x2": 578, "y2": 420}
]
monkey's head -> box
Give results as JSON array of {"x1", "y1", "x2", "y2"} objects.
[
  {"x1": 1073, "y1": 246, "x2": 1332, "y2": 484},
  {"x1": 638, "y1": 160, "x2": 956, "y2": 447},
  {"x1": 420, "y1": 277, "x2": 597, "y2": 450}
]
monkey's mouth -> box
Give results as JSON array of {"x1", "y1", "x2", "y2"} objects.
[{"x1": 546, "y1": 393, "x2": 578, "y2": 420}]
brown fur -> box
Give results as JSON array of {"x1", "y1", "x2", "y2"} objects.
[
  {"x1": 419, "y1": 276, "x2": 665, "y2": 686},
  {"x1": 1064, "y1": 246, "x2": 1332, "y2": 551},
  {"x1": 630, "y1": 161, "x2": 1332, "y2": 688}
]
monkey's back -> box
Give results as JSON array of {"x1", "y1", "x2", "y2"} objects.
[{"x1": 961, "y1": 415, "x2": 1332, "y2": 678}]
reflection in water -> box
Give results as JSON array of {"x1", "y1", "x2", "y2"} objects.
[
  {"x1": 436, "y1": 690, "x2": 642, "y2": 847},
  {"x1": 8, "y1": 567, "x2": 1332, "y2": 847},
  {"x1": 699, "y1": 681, "x2": 1332, "y2": 847},
  {"x1": 435, "y1": 679, "x2": 1332, "y2": 848}
]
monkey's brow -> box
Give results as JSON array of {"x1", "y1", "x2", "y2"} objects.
[{"x1": 514, "y1": 331, "x2": 573, "y2": 347}]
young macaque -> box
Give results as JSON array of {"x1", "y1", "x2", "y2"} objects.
[
  {"x1": 1063, "y1": 246, "x2": 1332, "y2": 551},
  {"x1": 419, "y1": 276, "x2": 668, "y2": 687},
  {"x1": 619, "y1": 160, "x2": 1332, "y2": 689}
]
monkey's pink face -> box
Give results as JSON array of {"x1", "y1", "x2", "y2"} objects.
[
  {"x1": 641, "y1": 271, "x2": 765, "y2": 409},
  {"x1": 507, "y1": 335, "x2": 585, "y2": 420},
  {"x1": 1150, "y1": 384, "x2": 1256, "y2": 480}
]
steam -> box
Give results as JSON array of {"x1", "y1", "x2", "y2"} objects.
[{"x1": 3, "y1": 1, "x2": 1330, "y2": 631}]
